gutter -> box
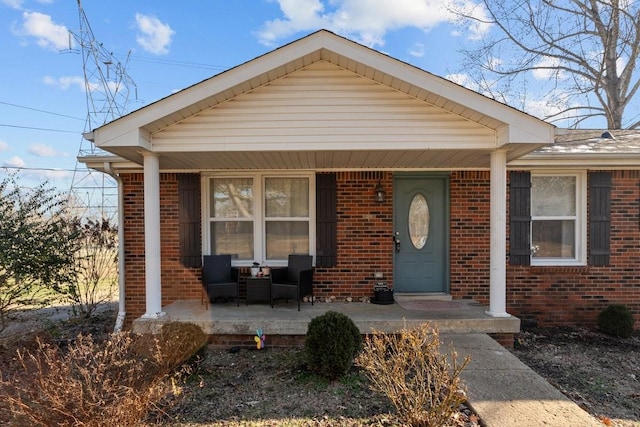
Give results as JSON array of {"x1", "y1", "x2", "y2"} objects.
[{"x1": 104, "y1": 161, "x2": 126, "y2": 332}]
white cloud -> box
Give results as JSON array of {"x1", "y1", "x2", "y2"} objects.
[
  {"x1": 2, "y1": 0, "x2": 24, "y2": 10},
  {"x1": 479, "y1": 56, "x2": 502, "y2": 72},
  {"x1": 532, "y1": 57, "x2": 567, "y2": 80},
  {"x1": 43, "y1": 75, "x2": 98, "y2": 92},
  {"x1": 36, "y1": 168, "x2": 72, "y2": 181},
  {"x1": 257, "y1": 0, "x2": 328, "y2": 46},
  {"x1": 134, "y1": 13, "x2": 174, "y2": 55},
  {"x1": 408, "y1": 42, "x2": 425, "y2": 58},
  {"x1": 0, "y1": 140, "x2": 8, "y2": 152},
  {"x1": 522, "y1": 91, "x2": 584, "y2": 126},
  {"x1": 257, "y1": 0, "x2": 488, "y2": 48},
  {"x1": 3, "y1": 156, "x2": 26, "y2": 168},
  {"x1": 0, "y1": 0, "x2": 50, "y2": 9},
  {"x1": 446, "y1": 72, "x2": 474, "y2": 88},
  {"x1": 14, "y1": 11, "x2": 69, "y2": 51},
  {"x1": 449, "y1": 0, "x2": 491, "y2": 40},
  {"x1": 29, "y1": 143, "x2": 65, "y2": 157}
]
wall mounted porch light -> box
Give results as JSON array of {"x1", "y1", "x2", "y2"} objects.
[{"x1": 374, "y1": 180, "x2": 386, "y2": 203}]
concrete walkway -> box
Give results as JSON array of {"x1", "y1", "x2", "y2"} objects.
[{"x1": 443, "y1": 333, "x2": 603, "y2": 427}]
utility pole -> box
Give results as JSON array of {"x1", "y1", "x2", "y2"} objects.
[{"x1": 68, "y1": 0, "x2": 137, "y2": 220}]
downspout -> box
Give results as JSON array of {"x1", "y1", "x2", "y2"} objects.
[{"x1": 104, "y1": 162, "x2": 126, "y2": 332}]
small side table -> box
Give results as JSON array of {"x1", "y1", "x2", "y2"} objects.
[{"x1": 246, "y1": 276, "x2": 271, "y2": 305}]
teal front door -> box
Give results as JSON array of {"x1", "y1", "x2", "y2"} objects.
[{"x1": 393, "y1": 175, "x2": 449, "y2": 293}]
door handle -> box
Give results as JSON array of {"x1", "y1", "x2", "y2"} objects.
[{"x1": 393, "y1": 233, "x2": 400, "y2": 253}]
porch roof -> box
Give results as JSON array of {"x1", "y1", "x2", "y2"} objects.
[
  {"x1": 511, "y1": 129, "x2": 640, "y2": 169},
  {"x1": 82, "y1": 30, "x2": 555, "y2": 172}
]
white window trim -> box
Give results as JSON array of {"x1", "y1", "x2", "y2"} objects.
[
  {"x1": 201, "y1": 171, "x2": 316, "y2": 267},
  {"x1": 530, "y1": 170, "x2": 586, "y2": 266}
]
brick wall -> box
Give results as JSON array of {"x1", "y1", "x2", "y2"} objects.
[
  {"x1": 122, "y1": 173, "x2": 201, "y2": 327},
  {"x1": 122, "y1": 173, "x2": 145, "y2": 326},
  {"x1": 449, "y1": 171, "x2": 491, "y2": 303},
  {"x1": 446, "y1": 170, "x2": 639, "y2": 328},
  {"x1": 507, "y1": 170, "x2": 640, "y2": 328},
  {"x1": 123, "y1": 171, "x2": 394, "y2": 325},
  {"x1": 314, "y1": 171, "x2": 394, "y2": 300},
  {"x1": 121, "y1": 169, "x2": 639, "y2": 330}
]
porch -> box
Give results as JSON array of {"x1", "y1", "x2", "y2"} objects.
[{"x1": 131, "y1": 298, "x2": 520, "y2": 347}]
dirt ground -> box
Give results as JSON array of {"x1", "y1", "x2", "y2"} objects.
[
  {"x1": 0, "y1": 305, "x2": 479, "y2": 427},
  {"x1": 144, "y1": 346, "x2": 480, "y2": 426},
  {"x1": 1, "y1": 305, "x2": 638, "y2": 426},
  {"x1": 510, "y1": 327, "x2": 640, "y2": 427}
]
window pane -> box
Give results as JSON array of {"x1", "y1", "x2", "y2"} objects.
[
  {"x1": 265, "y1": 178, "x2": 309, "y2": 217},
  {"x1": 408, "y1": 194, "x2": 429, "y2": 250},
  {"x1": 210, "y1": 221, "x2": 253, "y2": 260},
  {"x1": 211, "y1": 178, "x2": 253, "y2": 218},
  {"x1": 532, "y1": 176, "x2": 575, "y2": 216},
  {"x1": 265, "y1": 221, "x2": 309, "y2": 260},
  {"x1": 532, "y1": 220, "x2": 575, "y2": 258}
]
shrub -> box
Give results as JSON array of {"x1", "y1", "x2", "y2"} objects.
[
  {"x1": 356, "y1": 323, "x2": 470, "y2": 427},
  {"x1": 597, "y1": 304, "x2": 635, "y2": 338},
  {"x1": 304, "y1": 311, "x2": 362, "y2": 380},
  {"x1": 136, "y1": 321, "x2": 209, "y2": 371},
  {"x1": 0, "y1": 322, "x2": 208, "y2": 426}
]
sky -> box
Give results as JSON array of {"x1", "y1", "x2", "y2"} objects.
[{"x1": 0, "y1": 0, "x2": 602, "y2": 194}]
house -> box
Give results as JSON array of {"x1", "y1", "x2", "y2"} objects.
[{"x1": 81, "y1": 30, "x2": 639, "y2": 332}]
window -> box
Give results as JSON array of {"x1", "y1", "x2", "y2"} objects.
[
  {"x1": 530, "y1": 172, "x2": 586, "y2": 265},
  {"x1": 264, "y1": 177, "x2": 310, "y2": 259},
  {"x1": 205, "y1": 173, "x2": 314, "y2": 265}
]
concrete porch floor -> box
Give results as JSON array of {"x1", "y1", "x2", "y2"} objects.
[{"x1": 132, "y1": 298, "x2": 520, "y2": 337}]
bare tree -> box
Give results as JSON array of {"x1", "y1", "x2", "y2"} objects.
[{"x1": 453, "y1": 0, "x2": 640, "y2": 129}]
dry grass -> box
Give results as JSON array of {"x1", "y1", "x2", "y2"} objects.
[
  {"x1": 356, "y1": 324, "x2": 472, "y2": 427},
  {"x1": 0, "y1": 321, "x2": 208, "y2": 427},
  {"x1": 0, "y1": 307, "x2": 480, "y2": 427}
]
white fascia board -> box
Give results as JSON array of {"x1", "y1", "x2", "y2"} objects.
[
  {"x1": 77, "y1": 154, "x2": 141, "y2": 172},
  {"x1": 95, "y1": 127, "x2": 151, "y2": 151}
]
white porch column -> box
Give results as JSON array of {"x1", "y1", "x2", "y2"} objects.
[
  {"x1": 142, "y1": 152, "x2": 165, "y2": 319},
  {"x1": 487, "y1": 149, "x2": 510, "y2": 317}
]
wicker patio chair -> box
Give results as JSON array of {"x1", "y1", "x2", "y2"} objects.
[
  {"x1": 270, "y1": 254, "x2": 313, "y2": 311},
  {"x1": 202, "y1": 254, "x2": 240, "y2": 308}
]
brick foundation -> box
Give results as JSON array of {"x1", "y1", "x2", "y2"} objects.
[{"x1": 489, "y1": 333, "x2": 515, "y2": 348}]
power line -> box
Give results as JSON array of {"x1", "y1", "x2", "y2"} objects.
[
  {"x1": 1, "y1": 165, "x2": 76, "y2": 172},
  {"x1": 0, "y1": 123, "x2": 80, "y2": 134},
  {"x1": 0, "y1": 100, "x2": 85, "y2": 121},
  {"x1": 126, "y1": 53, "x2": 230, "y2": 71}
]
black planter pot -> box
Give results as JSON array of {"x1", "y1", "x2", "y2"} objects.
[{"x1": 373, "y1": 289, "x2": 394, "y2": 305}]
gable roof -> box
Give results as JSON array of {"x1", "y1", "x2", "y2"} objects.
[{"x1": 83, "y1": 30, "x2": 555, "y2": 171}]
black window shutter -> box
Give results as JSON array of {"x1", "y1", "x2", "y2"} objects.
[
  {"x1": 509, "y1": 171, "x2": 531, "y2": 265},
  {"x1": 178, "y1": 174, "x2": 202, "y2": 268},
  {"x1": 589, "y1": 172, "x2": 611, "y2": 266},
  {"x1": 316, "y1": 173, "x2": 337, "y2": 267}
]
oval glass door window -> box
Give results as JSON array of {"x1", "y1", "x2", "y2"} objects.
[{"x1": 408, "y1": 194, "x2": 430, "y2": 249}]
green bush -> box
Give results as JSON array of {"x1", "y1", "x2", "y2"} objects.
[
  {"x1": 304, "y1": 311, "x2": 362, "y2": 380},
  {"x1": 597, "y1": 304, "x2": 635, "y2": 338}
]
